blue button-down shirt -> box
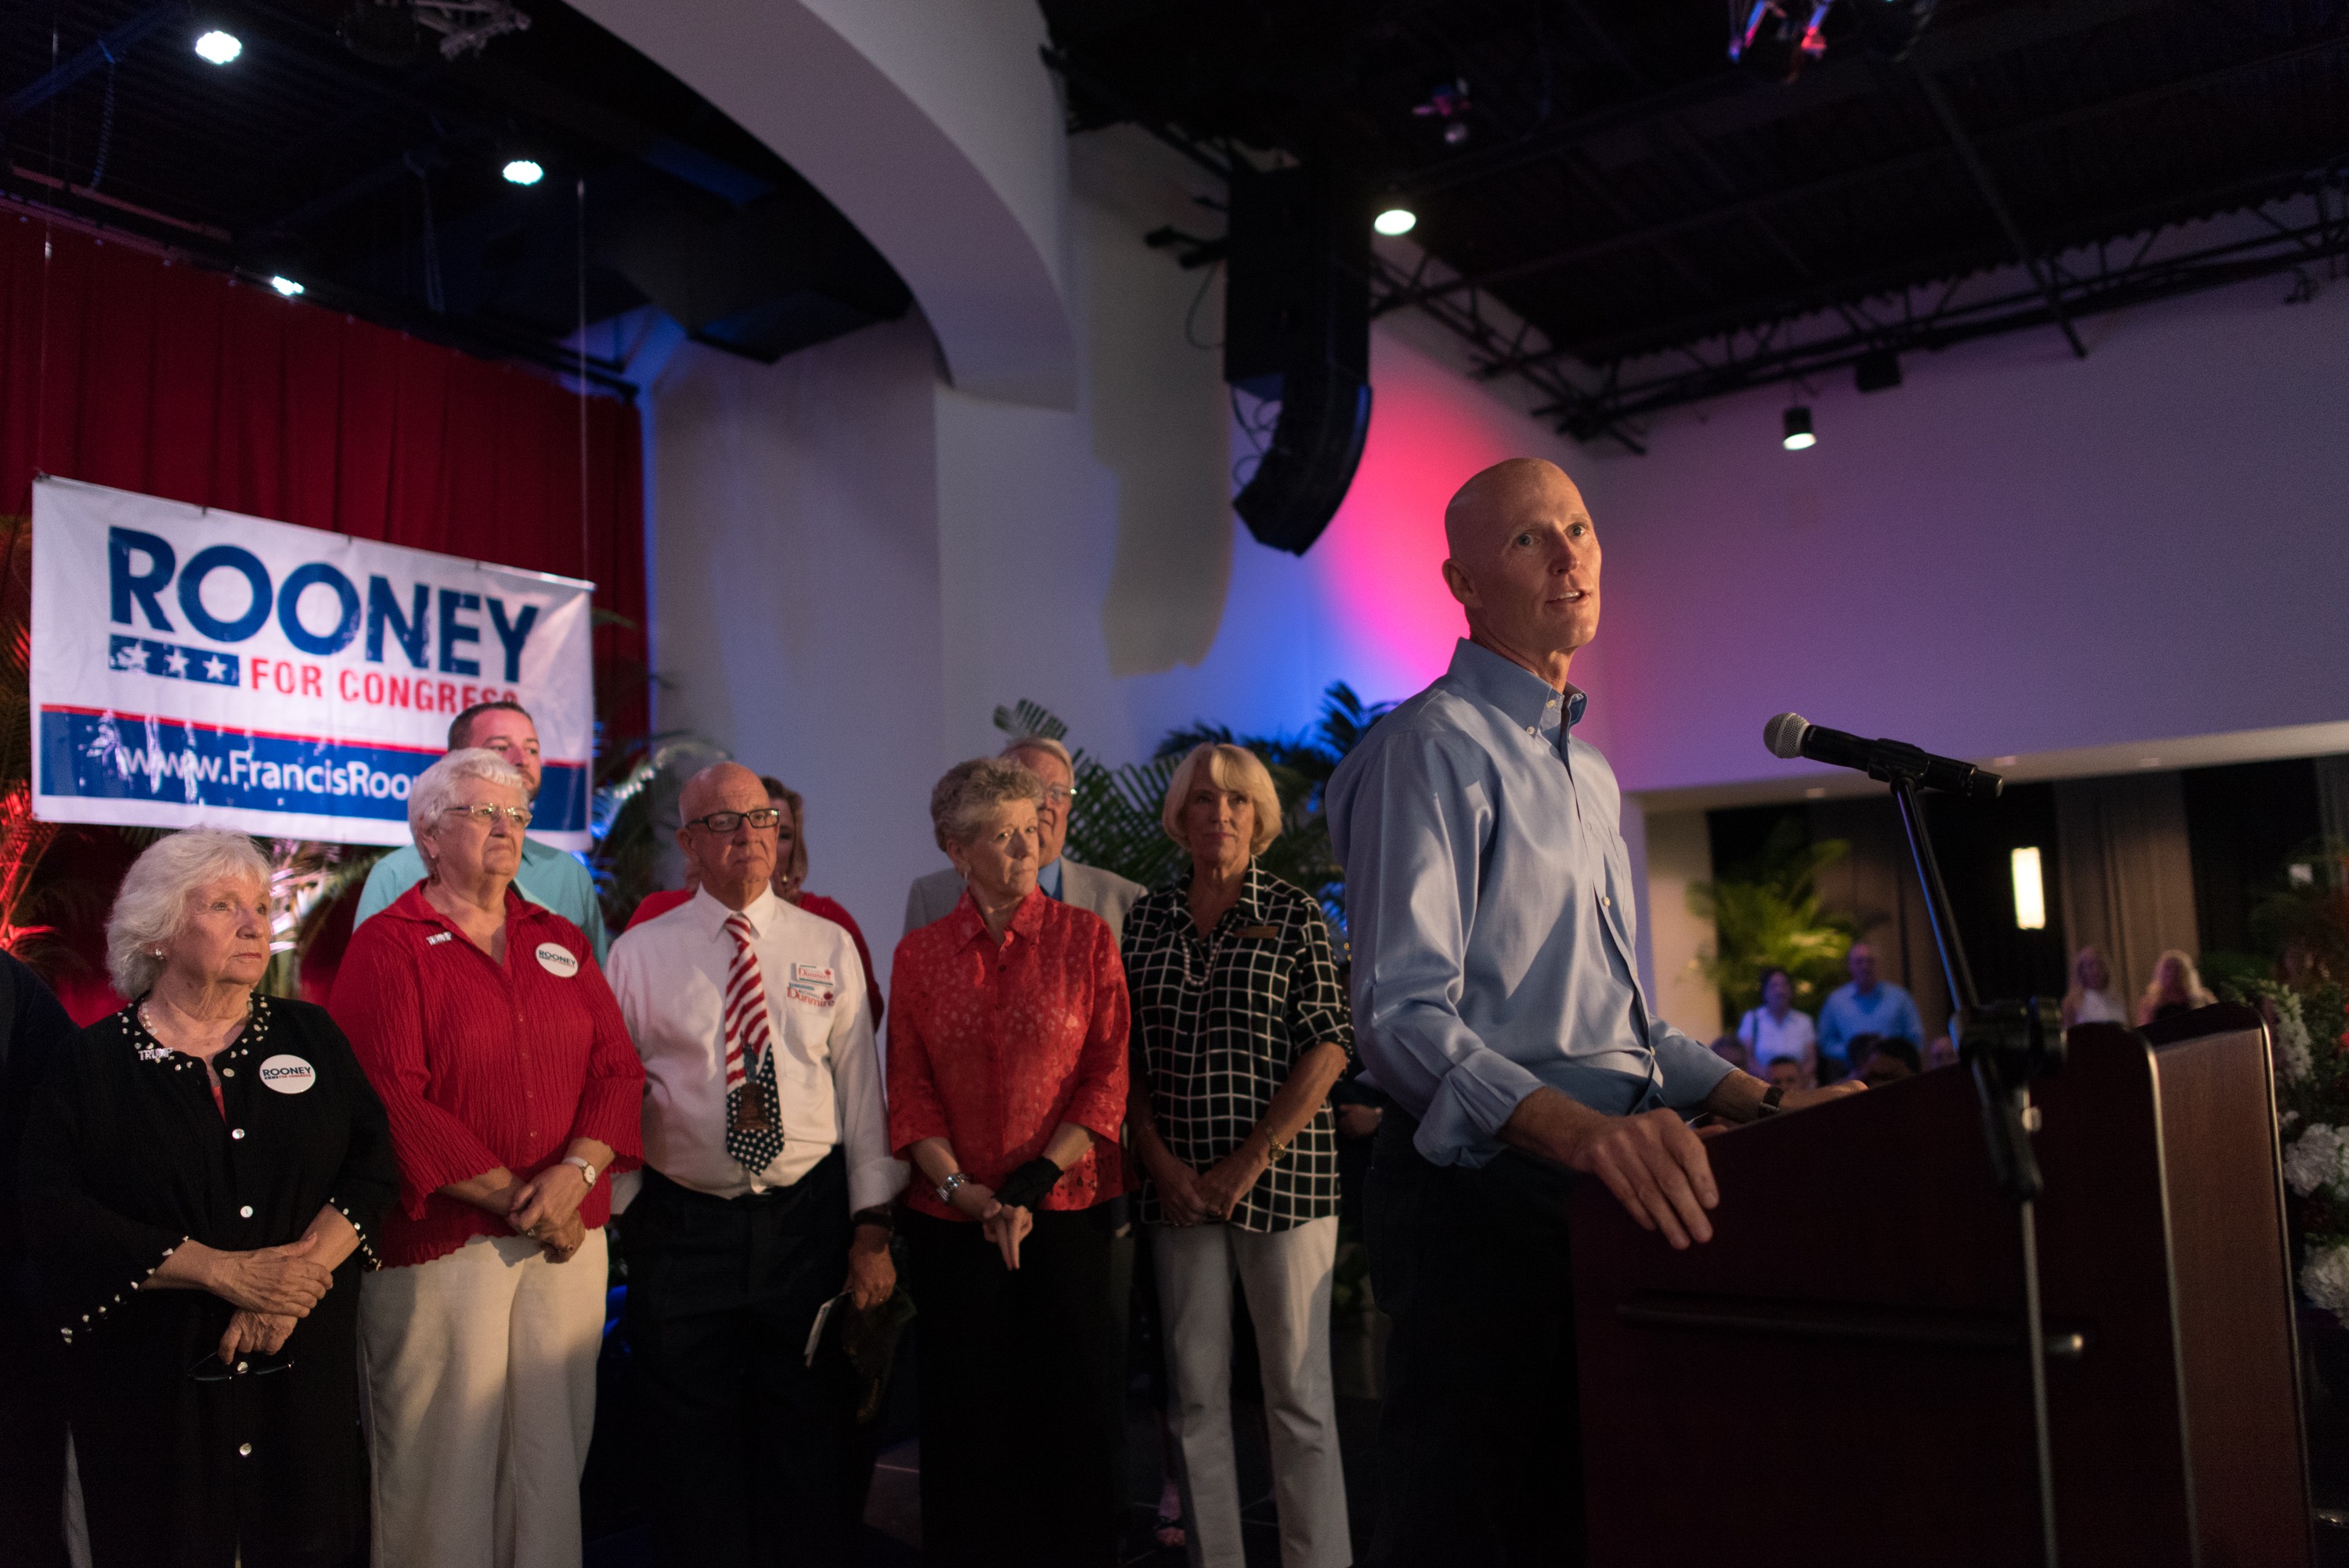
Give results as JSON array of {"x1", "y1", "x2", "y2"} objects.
[{"x1": 1327, "y1": 640, "x2": 1732, "y2": 1168}]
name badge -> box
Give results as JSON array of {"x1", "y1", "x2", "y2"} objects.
[
  {"x1": 536, "y1": 942, "x2": 579, "y2": 978},
  {"x1": 258, "y1": 1054, "x2": 316, "y2": 1094},
  {"x1": 1232, "y1": 925, "x2": 1282, "y2": 940},
  {"x1": 786, "y1": 964, "x2": 837, "y2": 1007}
]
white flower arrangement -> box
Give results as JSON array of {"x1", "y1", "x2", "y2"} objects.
[
  {"x1": 2305, "y1": 1242, "x2": 2349, "y2": 1328},
  {"x1": 2277, "y1": 992, "x2": 2315, "y2": 1085},
  {"x1": 2284, "y1": 1123, "x2": 2349, "y2": 1199}
]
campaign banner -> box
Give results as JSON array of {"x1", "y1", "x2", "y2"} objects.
[{"x1": 30, "y1": 478, "x2": 595, "y2": 849}]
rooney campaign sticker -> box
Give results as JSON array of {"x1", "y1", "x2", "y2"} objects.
[
  {"x1": 536, "y1": 942, "x2": 580, "y2": 978},
  {"x1": 258, "y1": 1055, "x2": 316, "y2": 1094},
  {"x1": 787, "y1": 964, "x2": 837, "y2": 1007}
]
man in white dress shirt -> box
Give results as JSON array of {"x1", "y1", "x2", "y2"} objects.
[
  {"x1": 902, "y1": 736, "x2": 1146, "y2": 944},
  {"x1": 606, "y1": 762, "x2": 905, "y2": 1568}
]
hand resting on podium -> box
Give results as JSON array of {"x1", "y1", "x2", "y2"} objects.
[{"x1": 1499, "y1": 1074, "x2": 1862, "y2": 1249}]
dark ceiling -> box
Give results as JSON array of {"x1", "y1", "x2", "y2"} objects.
[
  {"x1": 0, "y1": 0, "x2": 911, "y2": 390},
  {"x1": 1045, "y1": 0, "x2": 2349, "y2": 445}
]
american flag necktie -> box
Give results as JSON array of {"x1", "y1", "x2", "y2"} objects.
[{"x1": 721, "y1": 913, "x2": 785, "y2": 1173}]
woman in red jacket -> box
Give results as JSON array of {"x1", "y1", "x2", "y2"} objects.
[
  {"x1": 888, "y1": 755, "x2": 1130, "y2": 1568},
  {"x1": 331, "y1": 748, "x2": 643, "y2": 1568}
]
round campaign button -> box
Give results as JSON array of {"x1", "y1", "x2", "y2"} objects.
[
  {"x1": 536, "y1": 942, "x2": 579, "y2": 978},
  {"x1": 257, "y1": 1055, "x2": 316, "y2": 1094}
]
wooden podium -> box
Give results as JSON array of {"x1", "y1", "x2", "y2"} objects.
[{"x1": 1571, "y1": 1006, "x2": 2311, "y2": 1567}]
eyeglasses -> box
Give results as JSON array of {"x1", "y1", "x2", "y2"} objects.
[
  {"x1": 1041, "y1": 785, "x2": 1077, "y2": 806},
  {"x1": 442, "y1": 804, "x2": 532, "y2": 828},
  {"x1": 684, "y1": 807, "x2": 784, "y2": 834}
]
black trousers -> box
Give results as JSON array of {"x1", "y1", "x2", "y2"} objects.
[
  {"x1": 0, "y1": 1303, "x2": 68, "y2": 1568},
  {"x1": 623, "y1": 1155, "x2": 856, "y2": 1568},
  {"x1": 902, "y1": 1204, "x2": 1125, "y2": 1568},
  {"x1": 1366, "y1": 1108, "x2": 1585, "y2": 1568}
]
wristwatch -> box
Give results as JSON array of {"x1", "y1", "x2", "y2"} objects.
[
  {"x1": 936, "y1": 1172, "x2": 972, "y2": 1205},
  {"x1": 1754, "y1": 1085, "x2": 1786, "y2": 1120},
  {"x1": 563, "y1": 1156, "x2": 600, "y2": 1186}
]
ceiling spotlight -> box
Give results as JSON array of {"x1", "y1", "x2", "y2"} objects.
[
  {"x1": 193, "y1": 28, "x2": 243, "y2": 64},
  {"x1": 269, "y1": 276, "x2": 305, "y2": 297},
  {"x1": 1373, "y1": 207, "x2": 1417, "y2": 237},
  {"x1": 1782, "y1": 406, "x2": 1816, "y2": 450},
  {"x1": 501, "y1": 158, "x2": 545, "y2": 186}
]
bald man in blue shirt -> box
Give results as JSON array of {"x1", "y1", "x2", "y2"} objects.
[{"x1": 1329, "y1": 458, "x2": 1858, "y2": 1566}]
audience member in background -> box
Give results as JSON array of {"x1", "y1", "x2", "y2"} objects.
[
  {"x1": 0, "y1": 949, "x2": 81, "y2": 1568},
  {"x1": 1709, "y1": 1034, "x2": 1749, "y2": 1072},
  {"x1": 901, "y1": 736, "x2": 1146, "y2": 946},
  {"x1": 626, "y1": 777, "x2": 886, "y2": 1026},
  {"x1": 2062, "y1": 945, "x2": 2129, "y2": 1029},
  {"x1": 333, "y1": 749, "x2": 644, "y2": 1568},
  {"x1": 888, "y1": 757, "x2": 1131, "y2": 1567},
  {"x1": 1735, "y1": 967, "x2": 1817, "y2": 1086},
  {"x1": 20, "y1": 831, "x2": 397, "y2": 1567},
  {"x1": 1125, "y1": 744, "x2": 1353, "y2": 1568},
  {"x1": 353, "y1": 699, "x2": 610, "y2": 959},
  {"x1": 606, "y1": 763, "x2": 904, "y2": 1567},
  {"x1": 1817, "y1": 943, "x2": 1923, "y2": 1078},
  {"x1": 2138, "y1": 949, "x2": 2217, "y2": 1026},
  {"x1": 1925, "y1": 1034, "x2": 1959, "y2": 1070},
  {"x1": 1856, "y1": 1036, "x2": 1922, "y2": 1087},
  {"x1": 1765, "y1": 1057, "x2": 1805, "y2": 1094}
]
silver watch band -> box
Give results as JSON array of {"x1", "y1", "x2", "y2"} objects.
[{"x1": 936, "y1": 1171, "x2": 972, "y2": 1205}]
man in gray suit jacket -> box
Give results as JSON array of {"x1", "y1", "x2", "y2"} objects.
[{"x1": 904, "y1": 736, "x2": 1146, "y2": 945}]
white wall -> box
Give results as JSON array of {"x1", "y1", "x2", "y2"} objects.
[{"x1": 1579, "y1": 276, "x2": 2349, "y2": 798}]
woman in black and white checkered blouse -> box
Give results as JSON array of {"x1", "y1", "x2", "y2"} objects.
[{"x1": 1125, "y1": 743, "x2": 1354, "y2": 1568}]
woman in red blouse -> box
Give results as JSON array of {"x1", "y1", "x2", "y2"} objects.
[
  {"x1": 889, "y1": 755, "x2": 1130, "y2": 1568},
  {"x1": 332, "y1": 748, "x2": 643, "y2": 1568}
]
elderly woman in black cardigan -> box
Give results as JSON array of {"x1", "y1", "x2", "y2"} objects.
[{"x1": 19, "y1": 829, "x2": 396, "y2": 1568}]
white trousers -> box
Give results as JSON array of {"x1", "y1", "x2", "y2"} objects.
[
  {"x1": 360, "y1": 1229, "x2": 607, "y2": 1568},
  {"x1": 1154, "y1": 1216, "x2": 1351, "y2": 1568}
]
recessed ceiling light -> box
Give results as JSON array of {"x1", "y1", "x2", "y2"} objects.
[
  {"x1": 2137, "y1": 756, "x2": 2161, "y2": 768},
  {"x1": 194, "y1": 30, "x2": 242, "y2": 65},
  {"x1": 1373, "y1": 207, "x2": 1417, "y2": 237},
  {"x1": 1804, "y1": 787, "x2": 1827, "y2": 798},
  {"x1": 501, "y1": 158, "x2": 544, "y2": 186},
  {"x1": 1993, "y1": 755, "x2": 2018, "y2": 766},
  {"x1": 269, "y1": 276, "x2": 304, "y2": 297}
]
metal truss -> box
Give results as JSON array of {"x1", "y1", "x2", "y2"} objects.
[{"x1": 1400, "y1": 170, "x2": 2349, "y2": 449}]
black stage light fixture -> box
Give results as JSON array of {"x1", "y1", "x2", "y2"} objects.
[
  {"x1": 1225, "y1": 164, "x2": 1373, "y2": 556},
  {"x1": 1783, "y1": 406, "x2": 1817, "y2": 450},
  {"x1": 1854, "y1": 349, "x2": 1902, "y2": 392}
]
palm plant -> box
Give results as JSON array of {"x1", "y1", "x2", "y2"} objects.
[{"x1": 1688, "y1": 816, "x2": 1860, "y2": 1021}]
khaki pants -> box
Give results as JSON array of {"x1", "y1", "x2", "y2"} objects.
[
  {"x1": 1155, "y1": 1216, "x2": 1350, "y2": 1568},
  {"x1": 360, "y1": 1230, "x2": 606, "y2": 1568}
]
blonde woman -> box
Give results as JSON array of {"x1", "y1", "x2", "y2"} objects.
[
  {"x1": 1125, "y1": 743, "x2": 1353, "y2": 1568},
  {"x1": 2061, "y1": 946, "x2": 2128, "y2": 1029},
  {"x1": 2137, "y1": 949, "x2": 2217, "y2": 1026}
]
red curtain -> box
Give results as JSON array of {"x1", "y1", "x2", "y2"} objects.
[
  {"x1": 0, "y1": 211, "x2": 649, "y2": 1022},
  {"x1": 0, "y1": 211, "x2": 647, "y2": 729}
]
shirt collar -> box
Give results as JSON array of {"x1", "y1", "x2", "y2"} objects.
[
  {"x1": 1174, "y1": 859, "x2": 1267, "y2": 923},
  {"x1": 690, "y1": 883, "x2": 781, "y2": 937},
  {"x1": 949, "y1": 885, "x2": 1048, "y2": 949},
  {"x1": 1037, "y1": 857, "x2": 1063, "y2": 899},
  {"x1": 1446, "y1": 638, "x2": 1588, "y2": 735}
]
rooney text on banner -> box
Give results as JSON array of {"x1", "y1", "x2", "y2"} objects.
[{"x1": 28, "y1": 477, "x2": 596, "y2": 849}]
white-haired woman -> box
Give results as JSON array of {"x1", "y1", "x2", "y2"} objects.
[
  {"x1": 2137, "y1": 948, "x2": 2217, "y2": 1027},
  {"x1": 1123, "y1": 743, "x2": 1354, "y2": 1568},
  {"x1": 330, "y1": 748, "x2": 643, "y2": 1568},
  {"x1": 888, "y1": 755, "x2": 1131, "y2": 1568},
  {"x1": 18, "y1": 830, "x2": 398, "y2": 1567}
]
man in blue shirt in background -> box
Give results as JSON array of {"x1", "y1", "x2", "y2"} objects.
[
  {"x1": 352, "y1": 699, "x2": 609, "y2": 959},
  {"x1": 1329, "y1": 458, "x2": 1858, "y2": 1566},
  {"x1": 1816, "y1": 941, "x2": 1925, "y2": 1078}
]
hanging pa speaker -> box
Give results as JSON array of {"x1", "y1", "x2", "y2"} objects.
[{"x1": 1225, "y1": 164, "x2": 1373, "y2": 555}]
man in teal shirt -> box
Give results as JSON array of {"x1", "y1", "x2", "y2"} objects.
[{"x1": 351, "y1": 700, "x2": 610, "y2": 959}]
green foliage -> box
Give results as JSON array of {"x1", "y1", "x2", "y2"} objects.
[
  {"x1": 2250, "y1": 838, "x2": 2349, "y2": 982},
  {"x1": 1002, "y1": 683, "x2": 1395, "y2": 928},
  {"x1": 1688, "y1": 816, "x2": 1859, "y2": 1021}
]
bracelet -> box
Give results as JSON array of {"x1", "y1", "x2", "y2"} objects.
[
  {"x1": 1265, "y1": 1135, "x2": 1292, "y2": 1164},
  {"x1": 990, "y1": 1157, "x2": 1066, "y2": 1213},
  {"x1": 850, "y1": 1206, "x2": 895, "y2": 1235},
  {"x1": 936, "y1": 1172, "x2": 972, "y2": 1206}
]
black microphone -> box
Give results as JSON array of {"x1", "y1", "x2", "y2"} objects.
[{"x1": 1763, "y1": 713, "x2": 2004, "y2": 800}]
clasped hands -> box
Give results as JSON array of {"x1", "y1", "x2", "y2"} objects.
[
  {"x1": 203, "y1": 1234, "x2": 333, "y2": 1364},
  {"x1": 1144, "y1": 1139, "x2": 1268, "y2": 1228},
  {"x1": 503, "y1": 1163, "x2": 590, "y2": 1262}
]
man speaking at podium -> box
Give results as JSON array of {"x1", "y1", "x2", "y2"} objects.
[{"x1": 1327, "y1": 459, "x2": 1857, "y2": 1566}]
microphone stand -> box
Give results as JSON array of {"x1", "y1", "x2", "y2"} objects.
[{"x1": 1885, "y1": 773, "x2": 2065, "y2": 1568}]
